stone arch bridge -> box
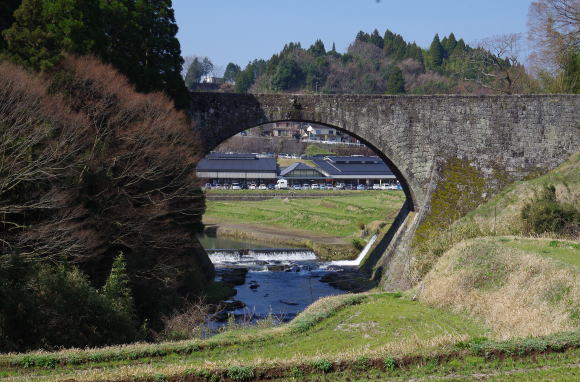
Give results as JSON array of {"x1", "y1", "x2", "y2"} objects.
[{"x1": 190, "y1": 93, "x2": 579, "y2": 288}]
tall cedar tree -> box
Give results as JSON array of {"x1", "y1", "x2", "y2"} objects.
[
  {"x1": 428, "y1": 33, "x2": 445, "y2": 69},
  {"x1": 3, "y1": 0, "x2": 189, "y2": 108}
]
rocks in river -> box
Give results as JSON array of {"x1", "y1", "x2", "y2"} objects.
[
  {"x1": 249, "y1": 280, "x2": 260, "y2": 290},
  {"x1": 216, "y1": 266, "x2": 248, "y2": 286},
  {"x1": 279, "y1": 300, "x2": 299, "y2": 306},
  {"x1": 267, "y1": 264, "x2": 292, "y2": 272},
  {"x1": 221, "y1": 300, "x2": 246, "y2": 310}
]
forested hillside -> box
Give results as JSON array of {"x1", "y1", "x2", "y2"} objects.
[{"x1": 222, "y1": 25, "x2": 578, "y2": 95}]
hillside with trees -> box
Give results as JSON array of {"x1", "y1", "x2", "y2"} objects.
[{"x1": 218, "y1": 2, "x2": 578, "y2": 96}]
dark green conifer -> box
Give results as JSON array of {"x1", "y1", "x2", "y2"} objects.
[
  {"x1": 428, "y1": 33, "x2": 444, "y2": 69},
  {"x1": 386, "y1": 65, "x2": 405, "y2": 94},
  {"x1": 102, "y1": 253, "x2": 136, "y2": 319},
  {"x1": 308, "y1": 39, "x2": 326, "y2": 56},
  {"x1": 369, "y1": 29, "x2": 384, "y2": 49}
]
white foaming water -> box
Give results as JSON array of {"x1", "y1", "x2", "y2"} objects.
[
  {"x1": 208, "y1": 249, "x2": 317, "y2": 263},
  {"x1": 330, "y1": 234, "x2": 378, "y2": 266}
]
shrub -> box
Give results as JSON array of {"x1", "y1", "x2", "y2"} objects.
[
  {"x1": 0, "y1": 261, "x2": 141, "y2": 352},
  {"x1": 312, "y1": 359, "x2": 333, "y2": 373},
  {"x1": 227, "y1": 366, "x2": 254, "y2": 381},
  {"x1": 521, "y1": 184, "x2": 579, "y2": 236},
  {"x1": 157, "y1": 299, "x2": 210, "y2": 341},
  {"x1": 383, "y1": 356, "x2": 397, "y2": 371}
]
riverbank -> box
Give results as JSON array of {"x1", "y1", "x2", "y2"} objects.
[{"x1": 203, "y1": 191, "x2": 405, "y2": 260}]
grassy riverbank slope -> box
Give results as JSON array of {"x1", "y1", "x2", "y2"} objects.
[
  {"x1": 203, "y1": 191, "x2": 405, "y2": 259},
  {"x1": 2, "y1": 292, "x2": 578, "y2": 381}
]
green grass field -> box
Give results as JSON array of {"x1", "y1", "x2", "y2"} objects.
[
  {"x1": 3, "y1": 293, "x2": 579, "y2": 381},
  {"x1": 499, "y1": 237, "x2": 580, "y2": 268},
  {"x1": 204, "y1": 191, "x2": 406, "y2": 239}
]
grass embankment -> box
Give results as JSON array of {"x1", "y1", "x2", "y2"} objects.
[
  {"x1": 204, "y1": 191, "x2": 405, "y2": 259},
  {"x1": 411, "y1": 152, "x2": 579, "y2": 279},
  {"x1": 2, "y1": 293, "x2": 579, "y2": 381},
  {"x1": 418, "y1": 237, "x2": 579, "y2": 340}
]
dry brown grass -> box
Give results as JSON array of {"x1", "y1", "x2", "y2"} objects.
[{"x1": 418, "y1": 237, "x2": 579, "y2": 340}]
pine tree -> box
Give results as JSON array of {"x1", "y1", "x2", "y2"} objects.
[
  {"x1": 386, "y1": 65, "x2": 405, "y2": 94},
  {"x1": 428, "y1": 33, "x2": 444, "y2": 69},
  {"x1": 102, "y1": 253, "x2": 136, "y2": 319}
]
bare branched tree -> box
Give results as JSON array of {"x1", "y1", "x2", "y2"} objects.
[
  {"x1": 528, "y1": 0, "x2": 580, "y2": 71},
  {"x1": 452, "y1": 33, "x2": 528, "y2": 94},
  {"x1": 0, "y1": 56, "x2": 212, "y2": 310}
]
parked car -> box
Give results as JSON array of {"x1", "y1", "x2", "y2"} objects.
[
  {"x1": 259, "y1": 184, "x2": 267, "y2": 190},
  {"x1": 203, "y1": 183, "x2": 212, "y2": 190},
  {"x1": 335, "y1": 183, "x2": 345, "y2": 190},
  {"x1": 326, "y1": 184, "x2": 334, "y2": 190},
  {"x1": 345, "y1": 184, "x2": 355, "y2": 190},
  {"x1": 310, "y1": 183, "x2": 319, "y2": 190},
  {"x1": 267, "y1": 184, "x2": 275, "y2": 190},
  {"x1": 249, "y1": 183, "x2": 257, "y2": 190},
  {"x1": 231, "y1": 183, "x2": 241, "y2": 190},
  {"x1": 302, "y1": 183, "x2": 310, "y2": 190},
  {"x1": 372, "y1": 184, "x2": 381, "y2": 190},
  {"x1": 319, "y1": 184, "x2": 327, "y2": 190},
  {"x1": 292, "y1": 184, "x2": 302, "y2": 190},
  {"x1": 356, "y1": 184, "x2": 366, "y2": 190},
  {"x1": 380, "y1": 184, "x2": 390, "y2": 190}
]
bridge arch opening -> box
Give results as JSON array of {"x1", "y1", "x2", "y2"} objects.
[
  {"x1": 200, "y1": 119, "x2": 416, "y2": 211},
  {"x1": 196, "y1": 120, "x2": 411, "y2": 325}
]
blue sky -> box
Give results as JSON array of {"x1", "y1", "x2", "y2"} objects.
[{"x1": 173, "y1": 0, "x2": 532, "y2": 71}]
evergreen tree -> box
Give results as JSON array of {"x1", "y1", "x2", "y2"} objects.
[
  {"x1": 386, "y1": 65, "x2": 405, "y2": 94},
  {"x1": 383, "y1": 30, "x2": 407, "y2": 60},
  {"x1": 369, "y1": 29, "x2": 384, "y2": 49},
  {"x1": 307, "y1": 39, "x2": 326, "y2": 57},
  {"x1": 223, "y1": 62, "x2": 241, "y2": 82},
  {"x1": 271, "y1": 58, "x2": 305, "y2": 91},
  {"x1": 3, "y1": 0, "x2": 189, "y2": 108},
  {"x1": 445, "y1": 33, "x2": 458, "y2": 55},
  {"x1": 428, "y1": 33, "x2": 444, "y2": 69},
  {"x1": 184, "y1": 58, "x2": 202, "y2": 89},
  {"x1": 3, "y1": 0, "x2": 103, "y2": 70},
  {"x1": 355, "y1": 30, "x2": 370, "y2": 43},
  {"x1": 102, "y1": 253, "x2": 136, "y2": 319}
]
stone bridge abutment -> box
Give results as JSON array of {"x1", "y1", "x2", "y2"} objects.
[{"x1": 189, "y1": 92, "x2": 579, "y2": 289}]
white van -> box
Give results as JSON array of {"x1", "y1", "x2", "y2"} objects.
[{"x1": 275, "y1": 179, "x2": 288, "y2": 189}]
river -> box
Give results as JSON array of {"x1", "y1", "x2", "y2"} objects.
[{"x1": 197, "y1": 233, "x2": 377, "y2": 326}]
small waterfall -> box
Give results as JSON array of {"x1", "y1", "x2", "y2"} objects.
[
  {"x1": 330, "y1": 234, "x2": 378, "y2": 266},
  {"x1": 208, "y1": 248, "x2": 317, "y2": 263}
]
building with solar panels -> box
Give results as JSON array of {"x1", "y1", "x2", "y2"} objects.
[
  {"x1": 196, "y1": 153, "x2": 277, "y2": 186},
  {"x1": 196, "y1": 153, "x2": 397, "y2": 188}
]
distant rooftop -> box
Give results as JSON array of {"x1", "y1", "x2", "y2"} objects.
[{"x1": 197, "y1": 153, "x2": 277, "y2": 172}]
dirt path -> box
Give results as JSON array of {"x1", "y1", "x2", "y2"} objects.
[{"x1": 203, "y1": 217, "x2": 347, "y2": 245}]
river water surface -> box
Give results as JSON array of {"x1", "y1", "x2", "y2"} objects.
[{"x1": 198, "y1": 233, "x2": 376, "y2": 324}]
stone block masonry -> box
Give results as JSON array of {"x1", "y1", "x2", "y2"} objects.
[{"x1": 190, "y1": 92, "x2": 580, "y2": 288}]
